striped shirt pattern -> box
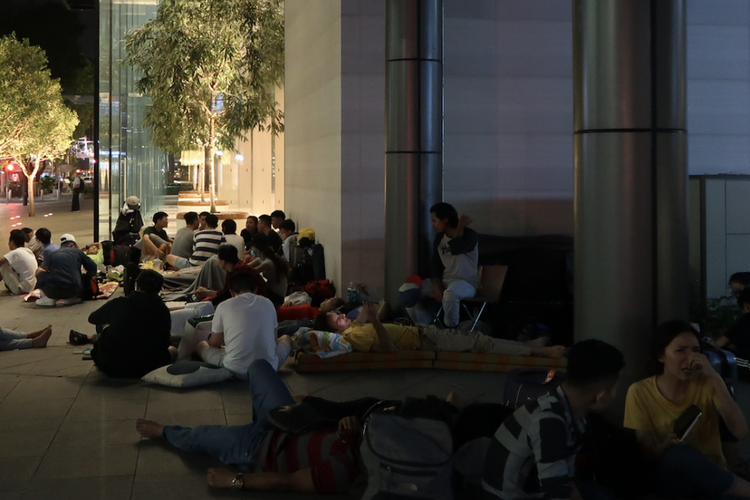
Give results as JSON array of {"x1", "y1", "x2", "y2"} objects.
[
  {"x1": 481, "y1": 386, "x2": 586, "y2": 500},
  {"x1": 251, "y1": 426, "x2": 360, "y2": 493},
  {"x1": 189, "y1": 229, "x2": 226, "y2": 266}
]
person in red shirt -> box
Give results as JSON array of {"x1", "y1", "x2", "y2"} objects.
[{"x1": 276, "y1": 296, "x2": 343, "y2": 322}]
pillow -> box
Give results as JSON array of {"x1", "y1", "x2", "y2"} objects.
[{"x1": 142, "y1": 361, "x2": 232, "y2": 387}]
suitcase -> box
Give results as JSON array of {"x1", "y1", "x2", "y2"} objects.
[
  {"x1": 503, "y1": 368, "x2": 567, "y2": 410},
  {"x1": 701, "y1": 342, "x2": 738, "y2": 399}
]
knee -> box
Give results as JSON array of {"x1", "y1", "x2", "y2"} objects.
[{"x1": 658, "y1": 445, "x2": 706, "y2": 473}]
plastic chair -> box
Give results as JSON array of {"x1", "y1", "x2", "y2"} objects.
[{"x1": 460, "y1": 265, "x2": 509, "y2": 333}]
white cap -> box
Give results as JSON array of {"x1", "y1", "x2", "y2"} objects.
[
  {"x1": 125, "y1": 195, "x2": 140, "y2": 206},
  {"x1": 60, "y1": 233, "x2": 77, "y2": 245}
]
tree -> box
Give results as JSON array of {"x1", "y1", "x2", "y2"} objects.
[
  {"x1": 126, "y1": 0, "x2": 284, "y2": 212},
  {"x1": 0, "y1": 36, "x2": 79, "y2": 216}
]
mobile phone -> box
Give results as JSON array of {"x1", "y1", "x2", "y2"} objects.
[{"x1": 674, "y1": 404, "x2": 703, "y2": 441}]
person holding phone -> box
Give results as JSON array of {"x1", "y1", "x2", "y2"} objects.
[{"x1": 624, "y1": 320, "x2": 750, "y2": 498}]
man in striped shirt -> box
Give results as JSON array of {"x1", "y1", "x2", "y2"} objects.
[
  {"x1": 166, "y1": 214, "x2": 226, "y2": 269},
  {"x1": 135, "y1": 359, "x2": 369, "y2": 494},
  {"x1": 481, "y1": 340, "x2": 624, "y2": 500}
]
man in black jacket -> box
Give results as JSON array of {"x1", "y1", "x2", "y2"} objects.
[
  {"x1": 405, "y1": 202, "x2": 479, "y2": 328},
  {"x1": 88, "y1": 270, "x2": 173, "y2": 378}
]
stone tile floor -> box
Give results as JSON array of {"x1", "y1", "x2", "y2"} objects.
[{"x1": 0, "y1": 288, "x2": 513, "y2": 499}]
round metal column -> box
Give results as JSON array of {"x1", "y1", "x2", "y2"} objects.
[
  {"x1": 573, "y1": 0, "x2": 687, "y2": 385},
  {"x1": 384, "y1": 0, "x2": 443, "y2": 302}
]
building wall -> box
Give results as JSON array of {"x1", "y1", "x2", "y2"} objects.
[
  {"x1": 443, "y1": 0, "x2": 575, "y2": 237},
  {"x1": 284, "y1": 0, "x2": 344, "y2": 292}
]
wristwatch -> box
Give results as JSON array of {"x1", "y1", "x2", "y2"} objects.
[{"x1": 231, "y1": 473, "x2": 244, "y2": 491}]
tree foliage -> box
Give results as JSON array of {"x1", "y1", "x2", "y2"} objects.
[
  {"x1": 0, "y1": 36, "x2": 79, "y2": 216},
  {"x1": 125, "y1": 0, "x2": 284, "y2": 210}
]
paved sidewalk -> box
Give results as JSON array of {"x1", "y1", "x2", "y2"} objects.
[{"x1": 0, "y1": 193, "x2": 96, "y2": 246}]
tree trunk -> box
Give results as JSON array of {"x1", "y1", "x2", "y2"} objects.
[
  {"x1": 27, "y1": 167, "x2": 35, "y2": 217},
  {"x1": 199, "y1": 146, "x2": 206, "y2": 203},
  {"x1": 208, "y1": 115, "x2": 217, "y2": 213}
]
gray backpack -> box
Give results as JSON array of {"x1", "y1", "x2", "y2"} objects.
[{"x1": 360, "y1": 412, "x2": 453, "y2": 500}]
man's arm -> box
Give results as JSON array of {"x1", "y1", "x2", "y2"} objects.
[
  {"x1": 446, "y1": 223, "x2": 478, "y2": 255},
  {"x1": 207, "y1": 332, "x2": 224, "y2": 348},
  {"x1": 207, "y1": 468, "x2": 316, "y2": 493},
  {"x1": 529, "y1": 415, "x2": 575, "y2": 499},
  {"x1": 367, "y1": 304, "x2": 396, "y2": 353},
  {"x1": 0, "y1": 255, "x2": 8, "y2": 267}
]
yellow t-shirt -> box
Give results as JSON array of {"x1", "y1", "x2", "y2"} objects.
[
  {"x1": 342, "y1": 320, "x2": 421, "y2": 352},
  {"x1": 624, "y1": 374, "x2": 725, "y2": 467}
]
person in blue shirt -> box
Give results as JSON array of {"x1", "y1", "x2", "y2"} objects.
[{"x1": 35, "y1": 233, "x2": 97, "y2": 307}]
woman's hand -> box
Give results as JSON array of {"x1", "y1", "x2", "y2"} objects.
[{"x1": 688, "y1": 352, "x2": 719, "y2": 380}]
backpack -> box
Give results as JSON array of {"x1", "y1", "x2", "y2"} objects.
[
  {"x1": 289, "y1": 239, "x2": 313, "y2": 283},
  {"x1": 360, "y1": 396, "x2": 455, "y2": 500}
]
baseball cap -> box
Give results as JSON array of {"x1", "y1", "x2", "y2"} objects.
[{"x1": 60, "y1": 234, "x2": 77, "y2": 244}]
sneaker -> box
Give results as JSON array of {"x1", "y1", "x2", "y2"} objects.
[
  {"x1": 36, "y1": 297, "x2": 56, "y2": 307},
  {"x1": 62, "y1": 297, "x2": 82, "y2": 306}
]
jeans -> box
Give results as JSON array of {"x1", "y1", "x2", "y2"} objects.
[
  {"x1": 406, "y1": 279, "x2": 476, "y2": 328},
  {"x1": 0, "y1": 262, "x2": 23, "y2": 295},
  {"x1": 652, "y1": 445, "x2": 735, "y2": 499},
  {"x1": 420, "y1": 325, "x2": 530, "y2": 355},
  {"x1": 0, "y1": 327, "x2": 31, "y2": 351},
  {"x1": 277, "y1": 318, "x2": 311, "y2": 337},
  {"x1": 162, "y1": 359, "x2": 294, "y2": 468}
]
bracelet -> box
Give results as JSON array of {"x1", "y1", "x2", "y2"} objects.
[{"x1": 231, "y1": 473, "x2": 244, "y2": 491}]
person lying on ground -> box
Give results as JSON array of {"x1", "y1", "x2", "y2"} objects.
[
  {"x1": 82, "y1": 242, "x2": 104, "y2": 266},
  {"x1": 0, "y1": 324, "x2": 52, "y2": 351},
  {"x1": 135, "y1": 359, "x2": 372, "y2": 495},
  {"x1": 481, "y1": 339, "x2": 625, "y2": 500},
  {"x1": 83, "y1": 270, "x2": 175, "y2": 378},
  {"x1": 624, "y1": 320, "x2": 750, "y2": 499},
  {"x1": 166, "y1": 213, "x2": 226, "y2": 269},
  {"x1": 189, "y1": 271, "x2": 291, "y2": 377},
  {"x1": 277, "y1": 296, "x2": 344, "y2": 322},
  {"x1": 35, "y1": 234, "x2": 96, "y2": 307},
  {"x1": 314, "y1": 302, "x2": 566, "y2": 357},
  {"x1": 0, "y1": 229, "x2": 38, "y2": 295}
]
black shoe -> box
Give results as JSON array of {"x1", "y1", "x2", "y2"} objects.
[{"x1": 69, "y1": 330, "x2": 89, "y2": 346}]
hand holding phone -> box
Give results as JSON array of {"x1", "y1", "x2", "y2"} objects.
[{"x1": 674, "y1": 404, "x2": 703, "y2": 441}]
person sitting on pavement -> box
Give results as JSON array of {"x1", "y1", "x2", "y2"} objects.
[
  {"x1": 35, "y1": 233, "x2": 97, "y2": 307},
  {"x1": 0, "y1": 229, "x2": 38, "y2": 295},
  {"x1": 279, "y1": 219, "x2": 299, "y2": 263},
  {"x1": 166, "y1": 213, "x2": 226, "y2": 269},
  {"x1": 22, "y1": 227, "x2": 44, "y2": 262},
  {"x1": 192, "y1": 244, "x2": 263, "y2": 307},
  {"x1": 247, "y1": 233, "x2": 288, "y2": 307},
  {"x1": 191, "y1": 271, "x2": 292, "y2": 377},
  {"x1": 171, "y1": 211, "x2": 199, "y2": 259},
  {"x1": 198, "y1": 211, "x2": 211, "y2": 230},
  {"x1": 135, "y1": 359, "x2": 369, "y2": 495},
  {"x1": 255, "y1": 214, "x2": 283, "y2": 256},
  {"x1": 481, "y1": 339, "x2": 625, "y2": 500},
  {"x1": 624, "y1": 320, "x2": 750, "y2": 499},
  {"x1": 314, "y1": 302, "x2": 565, "y2": 357},
  {"x1": 0, "y1": 324, "x2": 52, "y2": 351},
  {"x1": 240, "y1": 215, "x2": 258, "y2": 250},
  {"x1": 270, "y1": 209, "x2": 285, "y2": 230},
  {"x1": 135, "y1": 211, "x2": 172, "y2": 259},
  {"x1": 405, "y1": 202, "x2": 478, "y2": 328},
  {"x1": 729, "y1": 272, "x2": 750, "y2": 298},
  {"x1": 34, "y1": 228, "x2": 59, "y2": 262},
  {"x1": 221, "y1": 219, "x2": 246, "y2": 261},
  {"x1": 79, "y1": 270, "x2": 175, "y2": 378}
]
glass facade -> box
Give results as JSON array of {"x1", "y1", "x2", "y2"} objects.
[{"x1": 97, "y1": 0, "x2": 170, "y2": 240}]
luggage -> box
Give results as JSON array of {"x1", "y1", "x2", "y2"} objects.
[
  {"x1": 701, "y1": 341, "x2": 738, "y2": 399},
  {"x1": 361, "y1": 397, "x2": 455, "y2": 500},
  {"x1": 502, "y1": 368, "x2": 566, "y2": 409},
  {"x1": 311, "y1": 243, "x2": 326, "y2": 281}
]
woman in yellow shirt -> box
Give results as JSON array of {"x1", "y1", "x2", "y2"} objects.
[{"x1": 624, "y1": 320, "x2": 750, "y2": 498}]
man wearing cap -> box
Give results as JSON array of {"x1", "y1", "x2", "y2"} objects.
[{"x1": 35, "y1": 234, "x2": 97, "y2": 306}]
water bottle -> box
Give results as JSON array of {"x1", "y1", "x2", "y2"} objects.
[{"x1": 347, "y1": 281, "x2": 358, "y2": 303}]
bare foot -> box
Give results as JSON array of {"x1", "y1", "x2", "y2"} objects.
[
  {"x1": 27, "y1": 325, "x2": 52, "y2": 339},
  {"x1": 136, "y1": 419, "x2": 165, "y2": 439},
  {"x1": 523, "y1": 336, "x2": 551, "y2": 348},
  {"x1": 530, "y1": 345, "x2": 566, "y2": 358},
  {"x1": 31, "y1": 328, "x2": 52, "y2": 348}
]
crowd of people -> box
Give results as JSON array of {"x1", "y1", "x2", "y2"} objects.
[{"x1": 2, "y1": 202, "x2": 750, "y2": 499}]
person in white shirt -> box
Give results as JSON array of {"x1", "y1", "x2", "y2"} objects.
[
  {"x1": 195, "y1": 271, "x2": 292, "y2": 378},
  {"x1": 278, "y1": 219, "x2": 299, "y2": 263},
  {"x1": 0, "y1": 230, "x2": 38, "y2": 295},
  {"x1": 221, "y1": 219, "x2": 246, "y2": 260}
]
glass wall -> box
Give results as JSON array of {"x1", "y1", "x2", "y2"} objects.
[{"x1": 98, "y1": 0, "x2": 169, "y2": 241}]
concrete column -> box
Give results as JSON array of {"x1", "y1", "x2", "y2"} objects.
[
  {"x1": 384, "y1": 0, "x2": 443, "y2": 301},
  {"x1": 573, "y1": 0, "x2": 687, "y2": 384}
]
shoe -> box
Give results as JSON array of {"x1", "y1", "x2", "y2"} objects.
[
  {"x1": 36, "y1": 297, "x2": 56, "y2": 307},
  {"x1": 69, "y1": 330, "x2": 89, "y2": 346},
  {"x1": 62, "y1": 297, "x2": 82, "y2": 306}
]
